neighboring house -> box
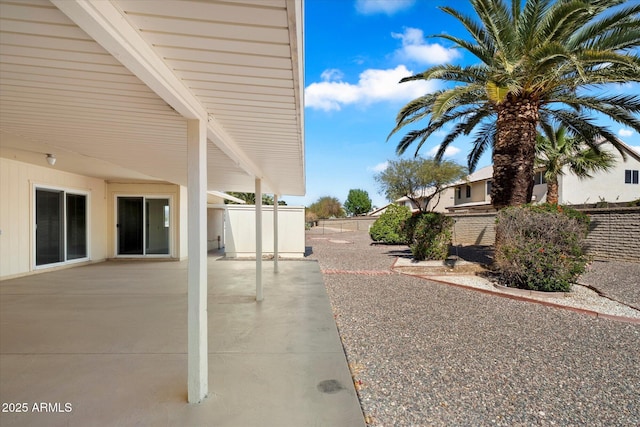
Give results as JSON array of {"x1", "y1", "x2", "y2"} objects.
[
  {"x1": 394, "y1": 140, "x2": 640, "y2": 212},
  {"x1": 396, "y1": 187, "x2": 456, "y2": 213},
  {"x1": 541, "y1": 141, "x2": 640, "y2": 206},
  {"x1": 368, "y1": 204, "x2": 392, "y2": 217},
  {"x1": 394, "y1": 166, "x2": 492, "y2": 213},
  {"x1": 447, "y1": 166, "x2": 495, "y2": 212}
]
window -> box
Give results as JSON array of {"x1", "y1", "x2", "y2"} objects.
[
  {"x1": 625, "y1": 169, "x2": 639, "y2": 184},
  {"x1": 486, "y1": 180, "x2": 492, "y2": 195},
  {"x1": 534, "y1": 171, "x2": 547, "y2": 185},
  {"x1": 465, "y1": 185, "x2": 471, "y2": 198},
  {"x1": 456, "y1": 187, "x2": 461, "y2": 199},
  {"x1": 35, "y1": 188, "x2": 88, "y2": 266}
]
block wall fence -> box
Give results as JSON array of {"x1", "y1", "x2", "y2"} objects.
[
  {"x1": 451, "y1": 208, "x2": 640, "y2": 262},
  {"x1": 317, "y1": 207, "x2": 640, "y2": 263}
]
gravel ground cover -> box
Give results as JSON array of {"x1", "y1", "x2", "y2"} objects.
[
  {"x1": 307, "y1": 228, "x2": 640, "y2": 427},
  {"x1": 579, "y1": 260, "x2": 640, "y2": 310}
]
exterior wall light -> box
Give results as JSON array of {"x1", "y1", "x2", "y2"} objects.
[{"x1": 46, "y1": 154, "x2": 56, "y2": 166}]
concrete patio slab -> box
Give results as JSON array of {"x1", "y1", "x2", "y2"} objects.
[{"x1": 0, "y1": 259, "x2": 365, "y2": 427}]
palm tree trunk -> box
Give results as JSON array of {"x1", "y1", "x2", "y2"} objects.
[
  {"x1": 491, "y1": 96, "x2": 539, "y2": 210},
  {"x1": 546, "y1": 178, "x2": 559, "y2": 204}
]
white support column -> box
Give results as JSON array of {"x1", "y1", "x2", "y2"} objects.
[
  {"x1": 187, "y1": 119, "x2": 208, "y2": 403},
  {"x1": 255, "y1": 178, "x2": 263, "y2": 302},
  {"x1": 273, "y1": 194, "x2": 279, "y2": 273}
]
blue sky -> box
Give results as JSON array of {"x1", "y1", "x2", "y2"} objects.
[{"x1": 281, "y1": 0, "x2": 640, "y2": 208}]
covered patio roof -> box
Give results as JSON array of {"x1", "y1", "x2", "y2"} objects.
[{"x1": 0, "y1": 0, "x2": 305, "y2": 196}]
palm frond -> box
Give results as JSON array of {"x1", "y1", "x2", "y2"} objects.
[
  {"x1": 546, "y1": 108, "x2": 629, "y2": 160},
  {"x1": 439, "y1": 5, "x2": 495, "y2": 54},
  {"x1": 517, "y1": 0, "x2": 553, "y2": 52},
  {"x1": 537, "y1": 0, "x2": 589, "y2": 46},
  {"x1": 472, "y1": 0, "x2": 517, "y2": 61},
  {"x1": 387, "y1": 92, "x2": 441, "y2": 140},
  {"x1": 568, "y1": 147, "x2": 617, "y2": 179},
  {"x1": 569, "y1": 2, "x2": 640, "y2": 50},
  {"x1": 432, "y1": 85, "x2": 482, "y2": 120},
  {"x1": 468, "y1": 121, "x2": 496, "y2": 172}
]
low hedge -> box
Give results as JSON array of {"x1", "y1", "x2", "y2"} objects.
[
  {"x1": 403, "y1": 212, "x2": 453, "y2": 261},
  {"x1": 495, "y1": 203, "x2": 590, "y2": 292},
  {"x1": 369, "y1": 204, "x2": 412, "y2": 244}
]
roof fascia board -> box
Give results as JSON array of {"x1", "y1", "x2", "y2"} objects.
[
  {"x1": 207, "y1": 191, "x2": 246, "y2": 204},
  {"x1": 287, "y1": 0, "x2": 305, "y2": 192}
]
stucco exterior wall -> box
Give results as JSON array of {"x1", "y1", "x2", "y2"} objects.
[
  {"x1": 224, "y1": 205, "x2": 305, "y2": 258},
  {"x1": 207, "y1": 208, "x2": 225, "y2": 251},
  {"x1": 453, "y1": 181, "x2": 489, "y2": 206},
  {"x1": 0, "y1": 158, "x2": 107, "y2": 279},
  {"x1": 559, "y1": 146, "x2": 640, "y2": 205}
]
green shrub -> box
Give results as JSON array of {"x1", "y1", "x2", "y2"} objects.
[
  {"x1": 369, "y1": 204, "x2": 412, "y2": 244},
  {"x1": 403, "y1": 212, "x2": 453, "y2": 261},
  {"x1": 495, "y1": 203, "x2": 590, "y2": 292}
]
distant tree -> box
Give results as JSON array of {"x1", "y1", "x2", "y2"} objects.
[
  {"x1": 305, "y1": 209, "x2": 318, "y2": 224},
  {"x1": 225, "y1": 192, "x2": 282, "y2": 205},
  {"x1": 375, "y1": 158, "x2": 467, "y2": 212},
  {"x1": 344, "y1": 189, "x2": 372, "y2": 216},
  {"x1": 308, "y1": 196, "x2": 345, "y2": 219},
  {"x1": 536, "y1": 125, "x2": 616, "y2": 204}
]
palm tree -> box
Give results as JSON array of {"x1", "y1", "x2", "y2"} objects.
[
  {"x1": 536, "y1": 125, "x2": 616, "y2": 204},
  {"x1": 388, "y1": 0, "x2": 640, "y2": 209}
]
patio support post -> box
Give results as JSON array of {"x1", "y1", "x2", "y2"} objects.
[
  {"x1": 255, "y1": 178, "x2": 263, "y2": 301},
  {"x1": 273, "y1": 194, "x2": 279, "y2": 273},
  {"x1": 187, "y1": 119, "x2": 208, "y2": 403}
]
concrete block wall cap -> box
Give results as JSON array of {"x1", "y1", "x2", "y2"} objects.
[{"x1": 493, "y1": 284, "x2": 572, "y2": 298}]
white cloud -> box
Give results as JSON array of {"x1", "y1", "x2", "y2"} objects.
[
  {"x1": 320, "y1": 69, "x2": 344, "y2": 82},
  {"x1": 392, "y1": 28, "x2": 460, "y2": 65},
  {"x1": 618, "y1": 128, "x2": 634, "y2": 138},
  {"x1": 355, "y1": 0, "x2": 415, "y2": 15},
  {"x1": 305, "y1": 65, "x2": 438, "y2": 111},
  {"x1": 427, "y1": 145, "x2": 461, "y2": 158},
  {"x1": 368, "y1": 161, "x2": 389, "y2": 172}
]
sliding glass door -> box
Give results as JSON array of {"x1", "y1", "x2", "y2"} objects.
[
  {"x1": 35, "y1": 188, "x2": 87, "y2": 266},
  {"x1": 117, "y1": 197, "x2": 170, "y2": 256}
]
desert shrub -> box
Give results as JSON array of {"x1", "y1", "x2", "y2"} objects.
[
  {"x1": 403, "y1": 212, "x2": 453, "y2": 261},
  {"x1": 495, "y1": 204, "x2": 590, "y2": 292},
  {"x1": 369, "y1": 204, "x2": 412, "y2": 244}
]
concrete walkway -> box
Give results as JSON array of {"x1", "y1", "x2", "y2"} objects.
[{"x1": 0, "y1": 259, "x2": 365, "y2": 427}]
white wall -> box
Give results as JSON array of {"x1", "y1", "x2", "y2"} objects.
[
  {"x1": 433, "y1": 187, "x2": 456, "y2": 212},
  {"x1": 559, "y1": 147, "x2": 640, "y2": 205},
  {"x1": 207, "y1": 208, "x2": 225, "y2": 251},
  {"x1": 0, "y1": 158, "x2": 107, "y2": 279},
  {"x1": 224, "y1": 205, "x2": 305, "y2": 258}
]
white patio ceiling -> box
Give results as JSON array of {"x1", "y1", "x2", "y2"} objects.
[{"x1": 0, "y1": 0, "x2": 305, "y2": 196}]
